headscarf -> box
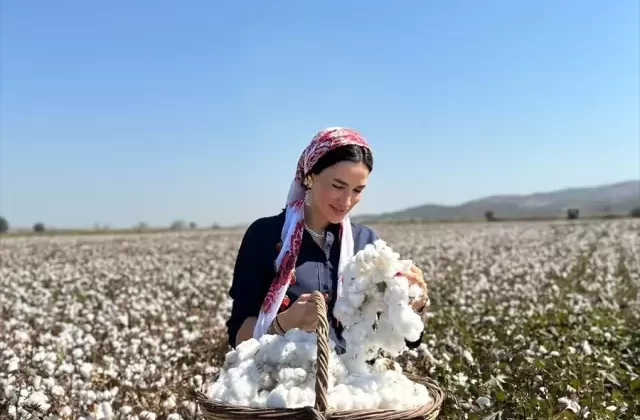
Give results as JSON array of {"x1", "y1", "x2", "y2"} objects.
[{"x1": 253, "y1": 127, "x2": 372, "y2": 339}]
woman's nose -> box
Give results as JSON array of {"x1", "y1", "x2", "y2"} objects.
[{"x1": 341, "y1": 192, "x2": 352, "y2": 207}]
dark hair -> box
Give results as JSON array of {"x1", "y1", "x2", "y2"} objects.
[{"x1": 308, "y1": 144, "x2": 373, "y2": 176}]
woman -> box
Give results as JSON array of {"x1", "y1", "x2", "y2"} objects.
[{"x1": 225, "y1": 127, "x2": 428, "y2": 354}]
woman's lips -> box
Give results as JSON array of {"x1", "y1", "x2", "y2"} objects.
[{"x1": 330, "y1": 204, "x2": 347, "y2": 214}]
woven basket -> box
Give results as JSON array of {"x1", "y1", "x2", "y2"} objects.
[{"x1": 196, "y1": 291, "x2": 445, "y2": 420}]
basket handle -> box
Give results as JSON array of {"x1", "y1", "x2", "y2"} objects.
[{"x1": 311, "y1": 290, "x2": 330, "y2": 412}]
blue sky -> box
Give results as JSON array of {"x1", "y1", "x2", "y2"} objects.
[{"x1": 1, "y1": 0, "x2": 638, "y2": 228}]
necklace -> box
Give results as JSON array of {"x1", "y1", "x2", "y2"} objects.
[{"x1": 304, "y1": 224, "x2": 325, "y2": 239}]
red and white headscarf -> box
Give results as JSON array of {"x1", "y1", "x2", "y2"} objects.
[{"x1": 253, "y1": 127, "x2": 371, "y2": 339}]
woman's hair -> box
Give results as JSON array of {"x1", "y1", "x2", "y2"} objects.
[{"x1": 308, "y1": 144, "x2": 373, "y2": 176}]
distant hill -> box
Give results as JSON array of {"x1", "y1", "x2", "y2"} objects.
[{"x1": 353, "y1": 180, "x2": 640, "y2": 222}]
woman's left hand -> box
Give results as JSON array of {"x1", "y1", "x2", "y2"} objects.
[{"x1": 398, "y1": 262, "x2": 428, "y2": 312}]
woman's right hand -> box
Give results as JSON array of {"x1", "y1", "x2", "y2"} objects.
[{"x1": 278, "y1": 293, "x2": 326, "y2": 332}]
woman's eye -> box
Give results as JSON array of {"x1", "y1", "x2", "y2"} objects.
[{"x1": 333, "y1": 184, "x2": 343, "y2": 189}]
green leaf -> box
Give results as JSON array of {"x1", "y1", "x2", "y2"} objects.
[
  {"x1": 511, "y1": 353, "x2": 526, "y2": 368},
  {"x1": 611, "y1": 390, "x2": 623, "y2": 403}
]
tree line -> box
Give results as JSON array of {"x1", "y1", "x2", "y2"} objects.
[
  {"x1": 484, "y1": 207, "x2": 640, "y2": 222},
  {"x1": 2, "y1": 209, "x2": 640, "y2": 234},
  {"x1": 0, "y1": 218, "x2": 222, "y2": 234}
]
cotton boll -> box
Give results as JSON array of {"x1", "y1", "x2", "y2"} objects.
[
  {"x1": 4, "y1": 384, "x2": 16, "y2": 400},
  {"x1": 43, "y1": 360, "x2": 56, "y2": 376},
  {"x1": 100, "y1": 401, "x2": 114, "y2": 419},
  {"x1": 328, "y1": 357, "x2": 348, "y2": 381},
  {"x1": 276, "y1": 367, "x2": 297, "y2": 384},
  {"x1": 25, "y1": 391, "x2": 51, "y2": 412},
  {"x1": 78, "y1": 363, "x2": 93, "y2": 380},
  {"x1": 275, "y1": 342, "x2": 300, "y2": 366},
  {"x1": 292, "y1": 367, "x2": 308, "y2": 382},
  {"x1": 346, "y1": 291, "x2": 365, "y2": 308},
  {"x1": 287, "y1": 386, "x2": 304, "y2": 407},
  {"x1": 224, "y1": 350, "x2": 239, "y2": 366},
  {"x1": 378, "y1": 386, "x2": 398, "y2": 409},
  {"x1": 226, "y1": 367, "x2": 243, "y2": 382},
  {"x1": 139, "y1": 411, "x2": 156, "y2": 420},
  {"x1": 162, "y1": 395, "x2": 177, "y2": 411},
  {"x1": 408, "y1": 283, "x2": 424, "y2": 301},
  {"x1": 328, "y1": 384, "x2": 353, "y2": 410},
  {"x1": 348, "y1": 387, "x2": 369, "y2": 409},
  {"x1": 297, "y1": 386, "x2": 315, "y2": 407},
  {"x1": 350, "y1": 375, "x2": 380, "y2": 394},
  {"x1": 59, "y1": 405, "x2": 73, "y2": 418},
  {"x1": 265, "y1": 384, "x2": 289, "y2": 408},
  {"x1": 333, "y1": 299, "x2": 352, "y2": 321},
  {"x1": 51, "y1": 385, "x2": 65, "y2": 397},
  {"x1": 230, "y1": 375, "x2": 256, "y2": 402},
  {"x1": 207, "y1": 382, "x2": 227, "y2": 400},
  {"x1": 236, "y1": 339, "x2": 260, "y2": 362},
  {"x1": 384, "y1": 277, "x2": 411, "y2": 304}
]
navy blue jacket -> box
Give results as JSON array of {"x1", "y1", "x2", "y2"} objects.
[{"x1": 225, "y1": 210, "x2": 425, "y2": 351}]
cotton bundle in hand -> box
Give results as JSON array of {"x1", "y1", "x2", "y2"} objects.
[
  {"x1": 203, "y1": 239, "x2": 431, "y2": 411},
  {"x1": 334, "y1": 239, "x2": 427, "y2": 372}
]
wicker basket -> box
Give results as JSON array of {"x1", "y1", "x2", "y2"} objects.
[{"x1": 196, "y1": 291, "x2": 445, "y2": 420}]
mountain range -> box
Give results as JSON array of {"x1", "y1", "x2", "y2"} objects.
[{"x1": 353, "y1": 180, "x2": 640, "y2": 222}]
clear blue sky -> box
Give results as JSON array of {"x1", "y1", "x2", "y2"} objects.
[{"x1": 1, "y1": 0, "x2": 638, "y2": 228}]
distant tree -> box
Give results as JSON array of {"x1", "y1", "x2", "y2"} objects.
[
  {"x1": 567, "y1": 208, "x2": 580, "y2": 220},
  {"x1": 212, "y1": 223, "x2": 221, "y2": 229},
  {"x1": 484, "y1": 210, "x2": 495, "y2": 222},
  {"x1": 189, "y1": 221, "x2": 197, "y2": 229},
  {"x1": 170, "y1": 220, "x2": 186, "y2": 230},
  {"x1": 630, "y1": 207, "x2": 640, "y2": 218},
  {"x1": 0, "y1": 216, "x2": 8, "y2": 233},
  {"x1": 33, "y1": 222, "x2": 46, "y2": 233},
  {"x1": 135, "y1": 222, "x2": 149, "y2": 231}
]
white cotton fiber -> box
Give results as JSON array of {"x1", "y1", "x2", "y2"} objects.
[
  {"x1": 335, "y1": 240, "x2": 427, "y2": 370},
  {"x1": 204, "y1": 240, "x2": 431, "y2": 410}
]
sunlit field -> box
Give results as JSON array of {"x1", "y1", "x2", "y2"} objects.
[{"x1": 1, "y1": 219, "x2": 638, "y2": 419}]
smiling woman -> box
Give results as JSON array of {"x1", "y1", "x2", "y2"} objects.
[{"x1": 225, "y1": 127, "x2": 429, "y2": 355}]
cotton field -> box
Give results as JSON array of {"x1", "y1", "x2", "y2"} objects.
[{"x1": 1, "y1": 219, "x2": 639, "y2": 419}]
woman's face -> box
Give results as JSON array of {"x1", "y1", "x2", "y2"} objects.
[{"x1": 310, "y1": 161, "x2": 370, "y2": 224}]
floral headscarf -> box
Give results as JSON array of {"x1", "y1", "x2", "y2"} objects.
[{"x1": 253, "y1": 127, "x2": 371, "y2": 339}]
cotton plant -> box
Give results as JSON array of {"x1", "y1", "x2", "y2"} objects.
[{"x1": 204, "y1": 240, "x2": 431, "y2": 410}]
